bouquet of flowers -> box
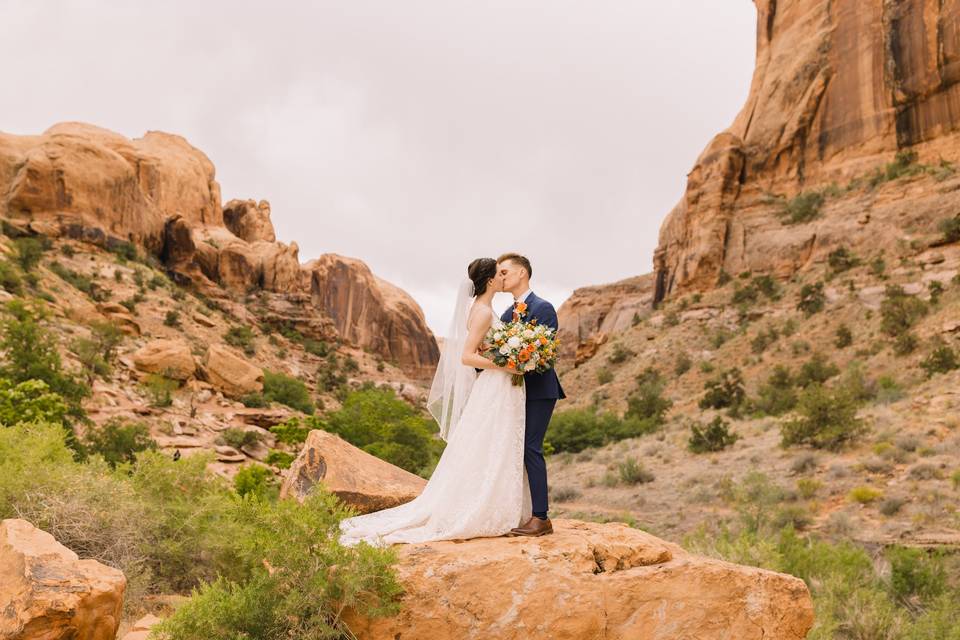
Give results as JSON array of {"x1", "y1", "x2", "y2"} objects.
[{"x1": 482, "y1": 303, "x2": 560, "y2": 387}]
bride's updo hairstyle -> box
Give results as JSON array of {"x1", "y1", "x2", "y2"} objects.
[{"x1": 468, "y1": 258, "x2": 498, "y2": 296}]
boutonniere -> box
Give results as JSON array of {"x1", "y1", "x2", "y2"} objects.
[{"x1": 512, "y1": 301, "x2": 528, "y2": 322}]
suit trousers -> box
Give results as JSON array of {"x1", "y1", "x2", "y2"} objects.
[{"x1": 525, "y1": 398, "x2": 557, "y2": 517}]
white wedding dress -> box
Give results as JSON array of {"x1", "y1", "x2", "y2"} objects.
[{"x1": 339, "y1": 310, "x2": 530, "y2": 547}]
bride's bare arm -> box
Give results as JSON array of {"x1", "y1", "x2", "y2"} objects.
[{"x1": 460, "y1": 307, "x2": 499, "y2": 370}]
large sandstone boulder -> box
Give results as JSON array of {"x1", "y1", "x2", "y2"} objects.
[
  {"x1": 305, "y1": 254, "x2": 440, "y2": 378},
  {"x1": 132, "y1": 338, "x2": 196, "y2": 380},
  {"x1": 344, "y1": 519, "x2": 814, "y2": 640},
  {"x1": 280, "y1": 429, "x2": 426, "y2": 513},
  {"x1": 0, "y1": 518, "x2": 126, "y2": 640},
  {"x1": 223, "y1": 198, "x2": 276, "y2": 243},
  {"x1": 653, "y1": 0, "x2": 960, "y2": 301},
  {"x1": 201, "y1": 344, "x2": 264, "y2": 398}
]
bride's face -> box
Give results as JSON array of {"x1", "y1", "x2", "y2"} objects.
[{"x1": 487, "y1": 274, "x2": 503, "y2": 293}]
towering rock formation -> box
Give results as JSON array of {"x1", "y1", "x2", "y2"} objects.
[
  {"x1": 0, "y1": 122, "x2": 438, "y2": 377},
  {"x1": 653, "y1": 0, "x2": 960, "y2": 301}
]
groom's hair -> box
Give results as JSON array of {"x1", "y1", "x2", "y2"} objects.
[{"x1": 497, "y1": 253, "x2": 532, "y2": 279}]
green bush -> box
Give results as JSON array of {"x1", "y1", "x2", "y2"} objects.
[
  {"x1": 73, "y1": 320, "x2": 124, "y2": 383},
  {"x1": 920, "y1": 343, "x2": 959, "y2": 377},
  {"x1": 751, "y1": 365, "x2": 798, "y2": 416},
  {"x1": 219, "y1": 427, "x2": 262, "y2": 451},
  {"x1": 1, "y1": 300, "x2": 89, "y2": 424},
  {"x1": 674, "y1": 352, "x2": 692, "y2": 376},
  {"x1": 617, "y1": 457, "x2": 654, "y2": 485},
  {"x1": 0, "y1": 378, "x2": 69, "y2": 427},
  {"x1": 596, "y1": 367, "x2": 613, "y2": 385},
  {"x1": 834, "y1": 324, "x2": 853, "y2": 348},
  {"x1": 893, "y1": 332, "x2": 919, "y2": 356},
  {"x1": 1, "y1": 421, "x2": 403, "y2": 628},
  {"x1": 880, "y1": 284, "x2": 927, "y2": 337},
  {"x1": 750, "y1": 325, "x2": 779, "y2": 354},
  {"x1": 796, "y1": 352, "x2": 840, "y2": 388},
  {"x1": 265, "y1": 450, "x2": 295, "y2": 469},
  {"x1": 108, "y1": 240, "x2": 139, "y2": 262},
  {"x1": 269, "y1": 418, "x2": 312, "y2": 445},
  {"x1": 321, "y1": 386, "x2": 443, "y2": 476},
  {"x1": 827, "y1": 247, "x2": 859, "y2": 273},
  {"x1": 699, "y1": 368, "x2": 746, "y2": 415},
  {"x1": 939, "y1": 215, "x2": 960, "y2": 243},
  {"x1": 224, "y1": 326, "x2": 257, "y2": 356},
  {"x1": 546, "y1": 409, "x2": 657, "y2": 454},
  {"x1": 14, "y1": 236, "x2": 47, "y2": 272},
  {"x1": 780, "y1": 384, "x2": 866, "y2": 450},
  {"x1": 797, "y1": 282, "x2": 826, "y2": 316},
  {"x1": 164, "y1": 310, "x2": 181, "y2": 327},
  {"x1": 82, "y1": 418, "x2": 156, "y2": 468},
  {"x1": 624, "y1": 368, "x2": 672, "y2": 425},
  {"x1": 240, "y1": 392, "x2": 269, "y2": 408},
  {"x1": 752, "y1": 274, "x2": 782, "y2": 300},
  {"x1": 48, "y1": 260, "x2": 106, "y2": 301},
  {"x1": 143, "y1": 373, "x2": 177, "y2": 407},
  {"x1": 233, "y1": 465, "x2": 277, "y2": 500},
  {"x1": 263, "y1": 370, "x2": 314, "y2": 414},
  {"x1": 607, "y1": 342, "x2": 635, "y2": 364},
  {"x1": 0, "y1": 260, "x2": 23, "y2": 295},
  {"x1": 688, "y1": 416, "x2": 740, "y2": 453},
  {"x1": 778, "y1": 191, "x2": 824, "y2": 225}
]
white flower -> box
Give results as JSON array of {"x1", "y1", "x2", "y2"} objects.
[
  {"x1": 494, "y1": 332, "x2": 504, "y2": 341},
  {"x1": 507, "y1": 336, "x2": 522, "y2": 349},
  {"x1": 499, "y1": 345, "x2": 511, "y2": 355},
  {"x1": 524, "y1": 361, "x2": 537, "y2": 371},
  {"x1": 523, "y1": 329, "x2": 535, "y2": 339}
]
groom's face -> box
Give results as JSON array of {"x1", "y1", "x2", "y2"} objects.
[{"x1": 498, "y1": 260, "x2": 523, "y2": 292}]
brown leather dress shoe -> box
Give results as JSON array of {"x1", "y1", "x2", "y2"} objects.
[{"x1": 508, "y1": 516, "x2": 553, "y2": 537}]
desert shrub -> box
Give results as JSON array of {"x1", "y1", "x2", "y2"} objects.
[
  {"x1": 834, "y1": 324, "x2": 853, "y2": 348},
  {"x1": 320, "y1": 386, "x2": 443, "y2": 476},
  {"x1": 0, "y1": 260, "x2": 23, "y2": 295},
  {"x1": 796, "y1": 478, "x2": 822, "y2": 499},
  {"x1": 143, "y1": 373, "x2": 177, "y2": 407},
  {"x1": 699, "y1": 368, "x2": 746, "y2": 415},
  {"x1": 233, "y1": 465, "x2": 277, "y2": 500},
  {"x1": 265, "y1": 450, "x2": 295, "y2": 469},
  {"x1": 546, "y1": 408, "x2": 657, "y2": 454},
  {"x1": 270, "y1": 418, "x2": 312, "y2": 445},
  {"x1": 303, "y1": 338, "x2": 330, "y2": 358},
  {"x1": 263, "y1": 370, "x2": 314, "y2": 414},
  {"x1": 888, "y1": 547, "x2": 948, "y2": 603},
  {"x1": 608, "y1": 342, "x2": 635, "y2": 364},
  {"x1": 928, "y1": 280, "x2": 944, "y2": 304},
  {"x1": 828, "y1": 247, "x2": 859, "y2": 273},
  {"x1": 797, "y1": 282, "x2": 826, "y2": 316},
  {"x1": 82, "y1": 418, "x2": 157, "y2": 468},
  {"x1": 893, "y1": 332, "x2": 919, "y2": 356},
  {"x1": 618, "y1": 457, "x2": 654, "y2": 485},
  {"x1": 908, "y1": 463, "x2": 943, "y2": 481},
  {"x1": 732, "y1": 281, "x2": 759, "y2": 305},
  {"x1": 880, "y1": 496, "x2": 908, "y2": 516},
  {"x1": 796, "y1": 352, "x2": 840, "y2": 388},
  {"x1": 752, "y1": 274, "x2": 782, "y2": 299},
  {"x1": 48, "y1": 260, "x2": 106, "y2": 301},
  {"x1": 688, "y1": 416, "x2": 739, "y2": 453},
  {"x1": 791, "y1": 452, "x2": 819, "y2": 474},
  {"x1": 781, "y1": 384, "x2": 866, "y2": 450},
  {"x1": 550, "y1": 486, "x2": 581, "y2": 502},
  {"x1": 73, "y1": 320, "x2": 124, "y2": 382},
  {"x1": 219, "y1": 427, "x2": 262, "y2": 451},
  {"x1": 848, "y1": 485, "x2": 883, "y2": 504},
  {"x1": 920, "y1": 343, "x2": 959, "y2": 377},
  {"x1": 14, "y1": 236, "x2": 48, "y2": 272},
  {"x1": 674, "y1": 352, "x2": 692, "y2": 376},
  {"x1": 0, "y1": 300, "x2": 89, "y2": 424},
  {"x1": 751, "y1": 365, "x2": 799, "y2": 416},
  {"x1": 0, "y1": 378, "x2": 69, "y2": 427},
  {"x1": 224, "y1": 325, "x2": 257, "y2": 356},
  {"x1": 624, "y1": 368, "x2": 672, "y2": 425},
  {"x1": 778, "y1": 191, "x2": 824, "y2": 225},
  {"x1": 240, "y1": 392, "x2": 269, "y2": 408},
  {"x1": 880, "y1": 284, "x2": 927, "y2": 337},
  {"x1": 939, "y1": 215, "x2": 960, "y2": 243},
  {"x1": 750, "y1": 325, "x2": 779, "y2": 354},
  {"x1": 596, "y1": 367, "x2": 613, "y2": 385},
  {"x1": 164, "y1": 310, "x2": 181, "y2": 327},
  {"x1": 107, "y1": 240, "x2": 139, "y2": 262}
]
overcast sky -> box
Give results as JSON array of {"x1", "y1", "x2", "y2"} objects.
[{"x1": 2, "y1": 1, "x2": 756, "y2": 334}]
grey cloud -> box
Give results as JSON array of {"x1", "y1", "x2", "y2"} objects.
[{"x1": 2, "y1": 0, "x2": 756, "y2": 332}]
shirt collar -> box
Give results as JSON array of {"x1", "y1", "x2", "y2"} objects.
[{"x1": 515, "y1": 289, "x2": 533, "y2": 303}]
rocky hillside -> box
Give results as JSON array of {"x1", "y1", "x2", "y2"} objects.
[
  {"x1": 0, "y1": 122, "x2": 438, "y2": 378},
  {"x1": 0, "y1": 122, "x2": 438, "y2": 479}
]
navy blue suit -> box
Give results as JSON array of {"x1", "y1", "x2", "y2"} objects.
[{"x1": 501, "y1": 292, "x2": 566, "y2": 518}]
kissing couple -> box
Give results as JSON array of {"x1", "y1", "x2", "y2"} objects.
[{"x1": 340, "y1": 253, "x2": 566, "y2": 546}]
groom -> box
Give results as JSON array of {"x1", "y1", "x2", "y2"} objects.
[{"x1": 497, "y1": 253, "x2": 566, "y2": 537}]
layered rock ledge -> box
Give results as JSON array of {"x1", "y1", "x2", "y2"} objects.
[{"x1": 344, "y1": 519, "x2": 815, "y2": 640}]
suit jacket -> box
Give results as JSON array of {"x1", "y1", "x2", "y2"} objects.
[{"x1": 500, "y1": 291, "x2": 567, "y2": 401}]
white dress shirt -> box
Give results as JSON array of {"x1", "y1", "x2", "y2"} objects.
[{"x1": 515, "y1": 288, "x2": 532, "y2": 303}]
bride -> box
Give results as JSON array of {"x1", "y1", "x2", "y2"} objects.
[{"x1": 339, "y1": 257, "x2": 530, "y2": 546}]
